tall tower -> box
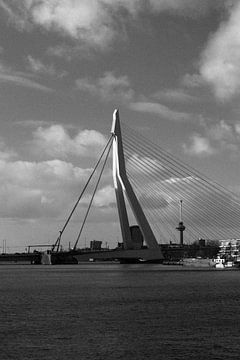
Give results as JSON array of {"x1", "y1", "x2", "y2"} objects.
[
  {"x1": 111, "y1": 109, "x2": 160, "y2": 250},
  {"x1": 176, "y1": 200, "x2": 186, "y2": 246}
]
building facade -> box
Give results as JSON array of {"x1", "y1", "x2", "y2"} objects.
[{"x1": 218, "y1": 239, "x2": 240, "y2": 262}]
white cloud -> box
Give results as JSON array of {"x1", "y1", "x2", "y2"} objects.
[
  {"x1": 93, "y1": 185, "x2": 115, "y2": 208},
  {"x1": 164, "y1": 176, "x2": 192, "y2": 185},
  {"x1": 0, "y1": 59, "x2": 53, "y2": 92},
  {"x1": 183, "y1": 134, "x2": 215, "y2": 156},
  {"x1": 0, "y1": 72, "x2": 52, "y2": 92},
  {"x1": 153, "y1": 88, "x2": 196, "y2": 103},
  {"x1": 130, "y1": 101, "x2": 191, "y2": 121},
  {"x1": 0, "y1": 123, "x2": 114, "y2": 221},
  {"x1": 200, "y1": 1, "x2": 240, "y2": 101},
  {"x1": 76, "y1": 72, "x2": 196, "y2": 115},
  {"x1": 32, "y1": 124, "x2": 108, "y2": 159},
  {"x1": 4, "y1": 0, "x2": 118, "y2": 48},
  {"x1": 0, "y1": 0, "x2": 27, "y2": 29},
  {"x1": 208, "y1": 120, "x2": 234, "y2": 142},
  {"x1": 181, "y1": 73, "x2": 206, "y2": 89},
  {"x1": 0, "y1": 158, "x2": 93, "y2": 219},
  {"x1": 235, "y1": 123, "x2": 240, "y2": 135},
  {"x1": 183, "y1": 119, "x2": 240, "y2": 156},
  {"x1": 26, "y1": 55, "x2": 63, "y2": 77},
  {"x1": 76, "y1": 72, "x2": 134, "y2": 102},
  {"x1": 0, "y1": 140, "x2": 17, "y2": 160},
  {"x1": 0, "y1": 0, "x2": 224, "y2": 49}
]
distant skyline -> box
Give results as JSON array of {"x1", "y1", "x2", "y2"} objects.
[{"x1": 1, "y1": 0, "x2": 240, "y2": 251}]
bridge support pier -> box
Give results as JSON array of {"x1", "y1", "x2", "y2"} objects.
[{"x1": 111, "y1": 109, "x2": 163, "y2": 259}]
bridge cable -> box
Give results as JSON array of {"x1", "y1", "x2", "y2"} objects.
[
  {"x1": 121, "y1": 122, "x2": 240, "y2": 240},
  {"x1": 125, "y1": 146, "x2": 237, "y2": 239},
  {"x1": 123, "y1": 123, "x2": 240, "y2": 205},
  {"x1": 125, "y1": 143, "x2": 239, "y2": 239},
  {"x1": 73, "y1": 136, "x2": 113, "y2": 250},
  {"x1": 52, "y1": 134, "x2": 113, "y2": 252}
]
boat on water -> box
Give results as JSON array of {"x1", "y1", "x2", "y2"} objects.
[
  {"x1": 175, "y1": 256, "x2": 239, "y2": 270},
  {"x1": 213, "y1": 256, "x2": 238, "y2": 269}
]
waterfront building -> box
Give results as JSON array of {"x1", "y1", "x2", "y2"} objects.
[{"x1": 218, "y1": 239, "x2": 240, "y2": 262}]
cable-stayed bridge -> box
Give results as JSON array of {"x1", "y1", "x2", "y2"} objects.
[
  {"x1": 120, "y1": 119, "x2": 240, "y2": 244},
  {"x1": 51, "y1": 110, "x2": 240, "y2": 263}
]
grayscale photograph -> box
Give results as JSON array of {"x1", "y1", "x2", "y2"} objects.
[{"x1": 0, "y1": 1, "x2": 240, "y2": 359}]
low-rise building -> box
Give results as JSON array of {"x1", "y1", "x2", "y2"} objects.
[{"x1": 218, "y1": 239, "x2": 240, "y2": 262}]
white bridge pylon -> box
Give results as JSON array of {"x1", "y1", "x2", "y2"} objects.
[{"x1": 111, "y1": 109, "x2": 160, "y2": 250}]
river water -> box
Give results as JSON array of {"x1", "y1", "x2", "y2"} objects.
[{"x1": 0, "y1": 263, "x2": 240, "y2": 360}]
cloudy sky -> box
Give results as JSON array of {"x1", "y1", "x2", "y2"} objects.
[{"x1": 1, "y1": 0, "x2": 240, "y2": 251}]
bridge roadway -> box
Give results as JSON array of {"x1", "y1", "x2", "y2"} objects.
[
  {"x1": 72, "y1": 248, "x2": 164, "y2": 263},
  {"x1": 0, "y1": 248, "x2": 164, "y2": 264},
  {"x1": 0, "y1": 252, "x2": 41, "y2": 264}
]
